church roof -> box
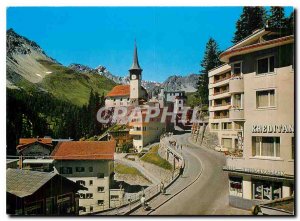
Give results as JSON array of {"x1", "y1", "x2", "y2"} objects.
[
  {"x1": 129, "y1": 42, "x2": 142, "y2": 71},
  {"x1": 106, "y1": 85, "x2": 130, "y2": 97},
  {"x1": 106, "y1": 85, "x2": 148, "y2": 98}
]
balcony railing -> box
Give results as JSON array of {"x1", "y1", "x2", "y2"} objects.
[
  {"x1": 214, "y1": 75, "x2": 231, "y2": 84},
  {"x1": 231, "y1": 73, "x2": 242, "y2": 78},
  {"x1": 213, "y1": 103, "x2": 231, "y2": 107},
  {"x1": 213, "y1": 89, "x2": 229, "y2": 96},
  {"x1": 213, "y1": 115, "x2": 229, "y2": 119}
]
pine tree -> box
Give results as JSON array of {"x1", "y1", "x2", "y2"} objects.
[
  {"x1": 268, "y1": 7, "x2": 286, "y2": 29},
  {"x1": 197, "y1": 38, "x2": 222, "y2": 106},
  {"x1": 232, "y1": 7, "x2": 267, "y2": 43},
  {"x1": 285, "y1": 11, "x2": 295, "y2": 35}
]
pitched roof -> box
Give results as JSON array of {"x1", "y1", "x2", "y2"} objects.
[
  {"x1": 106, "y1": 85, "x2": 148, "y2": 98},
  {"x1": 51, "y1": 140, "x2": 115, "y2": 160},
  {"x1": 19, "y1": 138, "x2": 52, "y2": 146},
  {"x1": 220, "y1": 29, "x2": 294, "y2": 63},
  {"x1": 6, "y1": 168, "x2": 87, "y2": 198},
  {"x1": 106, "y1": 85, "x2": 130, "y2": 97},
  {"x1": 17, "y1": 138, "x2": 53, "y2": 151},
  {"x1": 7, "y1": 168, "x2": 56, "y2": 198}
]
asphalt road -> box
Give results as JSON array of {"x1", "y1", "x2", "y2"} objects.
[{"x1": 131, "y1": 133, "x2": 239, "y2": 215}]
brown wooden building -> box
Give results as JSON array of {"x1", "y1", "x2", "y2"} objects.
[{"x1": 6, "y1": 168, "x2": 87, "y2": 215}]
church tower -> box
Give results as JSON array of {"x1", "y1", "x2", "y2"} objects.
[{"x1": 129, "y1": 41, "x2": 142, "y2": 100}]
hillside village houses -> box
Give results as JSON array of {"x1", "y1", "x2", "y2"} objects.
[
  {"x1": 8, "y1": 137, "x2": 123, "y2": 215},
  {"x1": 51, "y1": 140, "x2": 124, "y2": 214},
  {"x1": 104, "y1": 43, "x2": 183, "y2": 152},
  {"x1": 207, "y1": 28, "x2": 294, "y2": 210}
]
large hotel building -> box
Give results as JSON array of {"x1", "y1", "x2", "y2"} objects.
[{"x1": 208, "y1": 28, "x2": 294, "y2": 210}]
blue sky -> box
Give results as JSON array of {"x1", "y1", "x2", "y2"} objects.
[{"x1": 7, "y1": 7, "x2": 293, "y2": 82}]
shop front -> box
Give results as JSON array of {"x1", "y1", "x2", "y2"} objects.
[{"x1": 226, "y1": 168, "x2": 294, "y2": 210}]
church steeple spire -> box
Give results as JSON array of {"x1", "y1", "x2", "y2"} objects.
[{"x1": 129, "y1": 40, "x2": 142, "y2": 71}]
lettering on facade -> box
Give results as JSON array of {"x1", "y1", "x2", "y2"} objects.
[
  {"x1": 224, "y1": 166, "x2": 285, "y2": 177},
  {"x1": 252, "y1": 125, "x2": 294, "y2": 133}
]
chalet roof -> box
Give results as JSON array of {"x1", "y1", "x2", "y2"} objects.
[
  {"x1": 19, "y1": 138, "x2": 52, "y2": 146},
  {"x1": 17, "y1": 138, "x2": 53, "y2": 152},
  {"x1": 7, "y1": 168, "x2": 55, "y2": 198},
  {"x1": 51, "y1": 140, "x2": 115, "y2": 160},
  {"x1": 6, "y1": 168, "x2": 86, "y2": 198}
]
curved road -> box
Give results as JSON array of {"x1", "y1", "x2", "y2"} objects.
[{"x1": 131, "y1": 133, "x2": 248, "y2": 215}]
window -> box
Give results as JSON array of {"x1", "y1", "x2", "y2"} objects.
[
  {"x1": 76, "y1": 180, "x2": 86, "y2": 186},
  {"x1": 90, "y1": 206, "x2": 93, "y2": 212},
  {"x1": 60, "y1": 167, "x2": 72, "y2": 174},
  {"x1": 229, "y1": 177, "x2": 243, "y2": 197},
  {"x1": 222, "y1": 138, "x2": 232, "y2": 149},
  {"x1": 98, "y1": 187, "x2": 105, "y2": 192},
  {"x1": 257, "y1": 56, "x2": 275, "y2": 75},
  {"x1": 234, "y1": 122, "x2": 243, "y2": 130},
  {"x1": 256, "y1": 90, "x2": 275, "y2": 108},
  {"x1": 292, "y1": 137, "x2": 295, "y2": 160},
  {"x1": 97, "y1": 173, "x2": 105, "y2": 178},
  {"x1": 79, "y1": 193, "x2": 86, "y2": 199},
  {"x1": 86, "y1": 193, "x2": 93, "y2": 199},
  {"x1": 252, "y1": 136, "x2": 280, "y2": 157},
  {"x1": 222, "y1": 122, "x2": 232, "y2": 130},
  {"x1": 79, "y1": 207, "x2": 86, "y2": 212},
  {"x1": 89, "y1": 167, "x2": 93, "y2": 172},
  {"x1": 98, "y1": 200, "x2": 104, "y2": 206},
  {"x1": 233, "y1": 94, "x2": 242, "y2": 109},
  {"x1": 253, "y1": 180, "x2": 282, "y2": 200},
  {"x1": 76, "y1": 167, "x2": 85, "y2": 172},
  {"x1": 89, "y1": 180, "x2": 93, "y2": 186},
  {"x1": 232, "y1": 62, "x2": 242, "y2": 75},
  {"x1": 110, "y1": 195, "x2": 119, "y2": 201},
  {"x1": 211, "y1": 123, "x2": 219, "y2": 130}
]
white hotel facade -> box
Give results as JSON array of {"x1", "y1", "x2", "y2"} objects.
[{"x1": 208, "y1": 28, "x2": 294, "y2": 210}]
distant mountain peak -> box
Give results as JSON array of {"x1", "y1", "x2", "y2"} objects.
[{"x1": 7, "y1": 28, "x2": 48, "y2": 60}]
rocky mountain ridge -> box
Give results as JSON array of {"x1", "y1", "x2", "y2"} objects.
[{"x1": 69, "y1": 63, "x2": 199, "y2": 94}]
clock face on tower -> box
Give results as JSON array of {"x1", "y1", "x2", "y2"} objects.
[{"x1": 132, "y1": 74, "x2": 136, "y2": 80}]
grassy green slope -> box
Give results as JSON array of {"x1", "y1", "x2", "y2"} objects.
[
  {"x1": 36, "y1": 60, "x2": 116, "y2": 106},
  {"x1": 141, "y1": 145, "x2": 172, "y2": 170}
]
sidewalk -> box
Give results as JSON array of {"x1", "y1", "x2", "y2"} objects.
[
  {"x1": 98, "y1": 137, "x2": 184, "y2": 215},
  {"x1": 115, "y1": 154, "x2": 161, "y2": 184}
]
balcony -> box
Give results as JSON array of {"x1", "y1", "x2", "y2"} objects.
[
  {"x1": 229, "y1": 108, "x2": 244, "y2": 120},
  {"x1": 214, "y1": 75, "x2": 231, "y2": 84},
  {"x1": 210, "y1": 89, "x2": 231, "y2": 100},
  {"x1": 210, "y1": 103, "x2": 231, "y2": 111},
  {"x1": 213, "y1": 89, "x2": 229, "y2": 96},
  {"x1": 213, "y1": 115, "x2": 229, "y2": 119},
  {"x1": 229, "y1": 76, "x2": 244, "y2": 93}
]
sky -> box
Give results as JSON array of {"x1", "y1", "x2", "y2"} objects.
[{"x1": 7, "y1": 7, "x2": 293, "y2": 82}]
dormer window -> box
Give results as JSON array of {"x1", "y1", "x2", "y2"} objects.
[{"x1": 257, "y1": 56, "x2": 275, "y2": 75}]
